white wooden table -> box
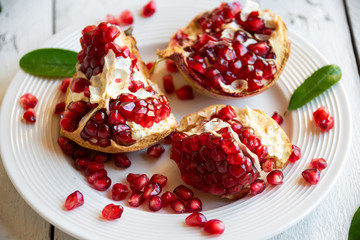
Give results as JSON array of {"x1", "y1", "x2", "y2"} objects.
[{"x1": 1, "y1": 0, "x2": 360, "y2": 239}]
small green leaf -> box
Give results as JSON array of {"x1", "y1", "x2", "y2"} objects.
[
  {"x1": 287, "y1": 64, "x2": 341, "y2": 110},
  {"x1": 19, "y1": 48, "x2": 77, "y2": 77},
  {"x1": 349, "y1": 206, "x2": 360, "y2": 240}
]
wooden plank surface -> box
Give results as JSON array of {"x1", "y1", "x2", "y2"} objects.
[
  {"x1": 0, "y1": 0, "x2": 53, "y2": 239},
  {"x1": 345, "y1": 0, "x2": 360, "y2": 70}
]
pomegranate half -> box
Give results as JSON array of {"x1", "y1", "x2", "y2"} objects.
[
  {"x1": 170, "y1": 105, "x2": 293, "y2": 199},
  {"x1": 158, "y1": 1, "x2": 290, "y2": 98},
  {"x1": 60, "y1": 23, "x2": 177, "y2": 153}
]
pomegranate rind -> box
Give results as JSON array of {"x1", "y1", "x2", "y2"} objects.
[
  {"x1": 158, "y1": 9, "x2": 290, "y2": 98},
  {"x1": 60, "y1": 26, "x2": 177, "y2": 153}
]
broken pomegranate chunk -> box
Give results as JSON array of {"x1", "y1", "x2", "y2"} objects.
[
  {"x1": 102, "y1": 204, "x2": 124, "y2": 220},
  {"x1": 64, "y1": 190, "x2": 84, "y2": 210},
  {"x1": 203, "y1": 219, "x2": 225, "y2": 235},
  {"x1": 313, "y1": 106, "x2": 334, "y2": 131}
]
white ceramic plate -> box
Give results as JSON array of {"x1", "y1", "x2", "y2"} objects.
[{"x1": 0, "y1": 1, "x2": 351, "y2": 239}]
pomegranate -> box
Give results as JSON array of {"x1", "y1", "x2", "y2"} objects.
[
  {"x1": 158, "y1": 1, "x2": 290, "y2": 98},
  {"x1": 162, "y1": 74, "x2": 175, "y2": 94},
  {"x1": 185, "y1": 212, "x2": 207, "y2": 227},
  {"x1": 271, "y1": 112, "x2": 283, "y2": 125},
  {"x1": 147, "y1": 144, "x2": 165, "y2": 158},
  {"x1": 23, "y1": 109, "x2": 36, "y2": 123},
  {"x1": 186, "y1": 197, "x2": 202, "y2": 212},
  {"x1": 19, "y1": 93, "x2": 38, "y2": 110},
  {"x1": 119, "y1": 10, "x2": 134, "y2": 26},
  {"x1": 310, "y1": 158, "x2": 327, "y2": 171},
  {"x1": 161, "y1": 191, "x2": 176, "y2": 207},
  {"x1": 149, "y1": 173, "x2": 168, "y2": 187},
  {"x1": 166, "y1": 59, "x2": 178, "y2": 72},
  {"x1": 59, "y1": 78, "x2": 71, "y2": 93},
  {"x1": 142, "y1": 1, "x2": 156, "y2": 17},
  {"x1": 288, "y1": 145, "x2": 301, "y2": 162},
  {"x1": 313, "y1": 106, "x2": 334, "y2": 131},
  {"x1": 302, "y1": 168, "x2": 320, "y2": 185},
  {"x1": 60, "y1": 22, "x2": 177, "y2": 153},
  {"x1": 54, "y1": 102, "x2": 65, "y2": 115},
  {"x1": 267, "y1": 170, "x2": 283, "y2": 185},
  {"x1": 64, "y1": 190, "x2": 84, "y2": 210},
  {"x1": 102, "y1": 203, "x2": 124, "y2": 220},
  {"x1": 176, "y1": 85, "x2": 194, "y2": 100},
  {"x1": 250, "y1": 179, "x2": 266, "y2": 195},
  {"x1": 203, "y1": 219, "x2": 225, "y2": 235},
  {"x1": 112, "y1": 183, "x2": 130, "y2": 201},
  {"x1": 170, "y1": 105, "x2": 293, "y2": 199},
  {"x1": 170, "y1": 199, "x2": 186, "y2": 213},
  {"x1": 113, "y1": 153, "x2": 131, "y2": 168},
  {"x1": 149, "y1": 195, "x2": 162, "y2": 211}
]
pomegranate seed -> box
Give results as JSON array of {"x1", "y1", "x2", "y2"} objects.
[
  {"x1": 74, "y1": 157, "x2": 91, "y2": 170},
  {"x1": 310, "y1": 158, "x2": 327, "y2": 171},
  {"x1": 102, "y1": 204, "x2": 123, "y2": 220},
  {"x1": 129, "y1": 174, "x2": 149, "y2": 191},
  {"x1": 93, "y1": 152, "x2": 111, "y2": 163},
  {"x1": 173, "y1": 185, "x2": 193, "y2": 200},
  {"x1": 142, "y1": 0, "x2": 156, "y2": 17},
  {"x1": 218, "y1": 105, "x2": 236, "y2": 121},
  {"x1": 186, "y1": 197, "x2": 203, "y2": 212},
  {"x1": 64, "y1": 191, "x2": 84, "y2": 211},
  {"x1": 128, "y1": 191, "x2": 145, "y2": 207},
  {"x1": 57, "y1": 137, "x2": 76, "y2": 156},
  {"x1": 103, "y1": 26, "x2": 120, "y2": 42},
  {"x1": 203, "y1": 219, "x2": 225, "y2": 235},
  {"x1": 261, "y1": 158, "x2": 274, "y2": 172},
  {"x1": 267, "y1": 170, "x2": 283, "y2": 185},
  {"x1": 23, "y1": 109, "x2": 36, "y2": 123},
  {"x1": 149, "y1": 195, "x2": 162, "y2": 211},
  {"x1": 19, "y1": 93, "x2": 38, "y2": 110},
  {"x1": 85, "y1": 162, "x2": 104, "y2": 176},
  {"x1": 150, "y1": 174, "x2": 168, "y2": 187},
  {"x1": 163, "y1": 74, "x2": 175, "y2": 94},
  {"x1": 176, "y1": 85, "x2": 194, "y2": 100},
  {"x1": 164, "y1": 132, "x2": 176, "y2": 144},
  {"x1": 288, "y1": 145, "x2": 301, "y2": 162},
  {"x1": 59, "y1": 78, "x2": 71, "y2": 93},
  {"x1": 313, "y1": 106, "x2": 334, "y2": 131},
  {"x1": 302, "y1": 168, "x2": 320, "y2": 185},
  {"x1": 119, "y1": 10, "x2": 134, "y2": 26},
  {"x1": 161, "y1": 191, "x2": 176, "y2": 207},
  {"x1": 113, "y1": 153, "x2": 131, "y2": 168},
  {"x1": 272, "y1": 112, "x2": 283, "y2": 125},
  {"x1": 126, "y1": 173, "x2": 141, "y2": 182},
  {"x1": 143, "y1": 183, "x2": 162, "y2": 198},
  {"x1": 54, "y1": 102, "x2": 65, "y2": 115},
  {"x1": 146, "y1": 62, "x2": 154, "y2": 71},
  {"x1": 250, "y1": 179, "x2": 266, "y2": 195},
  {"x1": 72, "y1": 146, "x2": 90, "y2": 160},
  {"x1": 93, "y1": 176, "x2": 111, "y2": 191},
  {"x1": 147, "y1": 144, "x2": 165, "y2": 158},
  {"x1": 87, "y1": 169, "x2": 107, "y2": 184},
  {"x1": 165, "y1": 59, "x2": 178, "y2": 72},
  {"x1": 185, "y1": 212, "x2": 207, "y2": 227},
  {"x1": 112, "y1": 183, "x2": 130, "y2": 201},
  {"x1": 106, "y1": 14, "x2": 118, "y2": 25},
  {"x1": 170, "y1": 199, "x2": 186, "y2": 213}
]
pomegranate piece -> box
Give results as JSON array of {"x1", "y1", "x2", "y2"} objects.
[
  {"x1": 149, "y1": 173, "x2": 168, "y2": 187},
  {"x1": 87, "y1": 169, "x2": 107, "y2": 184},
  {"x1": 112, "y1": 183, "x2": 130, "y2": 201},
  {"x1": 64, "y1": 190, "x2": 84, "y2": 210},
  {"x1": 129, "y1": 174, "x2": 149, "y2": 191},
  {"x1": 54, "y1": 102, "x2": 65, "y2": 115},
  {"x1": 149, "y1": 195, "x2": 162, "y2": 211},
  {"x1": 93, "y1": 176, "x2": 112, "y2": 191},
  {"x1": 126, "y1": 173, "x2": 141, "y2": 183},
  {"x1": 19, "y1": 93, "x2": 38, "y2": 110},
  {"x1": 176, "y1": 85, "x2": 194, "y2": 100},
  {"x1": 161, "y1": 191, "x2": 176, "y2": 207},
  {"x1": 261, "y1": 158, "x2": 274, "y2": 172},
  {"x1": 84, "y1": 162, "x2": 104, "y2": 176},
  {"x1": 163, "y1": 74, "x2": 175, "y2": 94},
  {"x1": 313, "y1": 106, "x2": 334, "y2": 131},
  {"x1": 142, "y1": 1, "x2": 156, "y2": 17},
  {"x1": 143, "y1": 183, "x2": 162, "y2": 198},
  {"x1": 267, "y1": 170, "x2": 283, "y2": 185},
  {"x1": 250, "y1": 179, "x2": 266, "y2": 195},
  {"x1": 128, "y1": 191, "x2": 145, "y2": 207},
  {"x1": 288, "y1": 145, "x2": 301, "y2": 162},
  {"x1": 185, "y1": 212, "x2": 207, "y2": 227},
  {"x1": 113, "y1": 153, "x2": 131, "y2": 168},
  {"x1": 203, "y1": 219, "x2": 225, "y2": 235},
  {"x1": 59, "y1": 78, "x2": 71, "y2": 93},
  {"x1": 170, "y1": 199, "x2": 186, "y2": 213},
  {"x1": 93, "y1": 152, "x2": 111, "y2": 163},
  {"x1": 272, "y1": 112, "x2": 283, "y2": 125},
  {"x1": 23, "y1": 109, "x2": 36, "y2": 123},
  {"x1": 147, "y1": 144, "x2": 165, "y2": 158},
  {"x1": 57, "y1": 137, "x2": 76, "y2": 156},
  {"x1": 173, "y1": 185, "x2": 194, "y2": 200},
  {"x1": 102, "y1": 204, "x2": 124, "y2": 220},
  {"x1": 106, "y1": 14, "x2": 118, "y2": 25},
  {"x1": 310, "y1": 158, "x2": 327, "y2": 171},
  {"x1": 119, "y1": 10, "x2": 134, "y2": 26},
  {"x1": 74, "y1": 157, "x2": 91, "y2": 170},
  {"x1": 146, "y1": 62, "x2": 155, "y2": 71},
  {"x1": 186, "y1": 197, "x2": 203, "y2": 212},
  {"x1": 302, "y1": 168, "x2": 320, "y2": 185},
  {"x1": 165, "y1": 59, "x2": 178, "y2": 72},
  {"x1": 218, "y1": 105, "x2": 236, "y2": 121}
]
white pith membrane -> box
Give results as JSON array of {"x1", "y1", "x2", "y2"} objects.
[{"x1": 61, "y1": 24, "x2": 177, "y2": 152}]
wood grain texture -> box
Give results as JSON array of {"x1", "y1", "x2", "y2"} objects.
[{"x1": 345, "y1": 0, "x2": 360, "y2": 70}]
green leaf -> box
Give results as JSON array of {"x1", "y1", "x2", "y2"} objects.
[
  {"x1": 19, "y1": 48, "x2": 77, "y2": 78},
  {"x1": 349, "y1": 206, "x2": 360, "y2": 240},
  {"x1": 287, "y1": 64, "x2": 341, "y2": 110}
]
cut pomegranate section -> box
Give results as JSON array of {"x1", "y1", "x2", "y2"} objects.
[
  {"x1": 313, "y1": 106, "x2": 334, "y2": 131},
  {"x1": 158, "y1": 1, "x2": 290, "y2": 98},
  {"x1": 185, "y1": 212, "x2": 207, "y2": 227},
  {"x1": 102, "y1": 204, "x2": 124, "y2": 220},
  {"x1": 60, "y1": 22, "x2": 177, "y2": 153},
  {"x1": 203, "y1": 219, "x2": 225, "y2": 235},
  {"x1": 64, "y1": 190, "x2": 84, "y2": 210}
]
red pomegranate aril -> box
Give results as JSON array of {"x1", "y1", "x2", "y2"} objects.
[
  {"x1": 163, "y1": 74, "x2": 175, "y2": 94},
  {"x1": 54, "y1": 102, "x2": 65, "y2": 115},
  {"x1": 250, "y1": 179, "x2": 266, "y2": 195},
  {"x1": 126, "y1": 173, "x2": 141, "y2": 182},
  {"x1": 74, "y1": 157, "x2": 91, "y2": 170},
  {"x1": 129, "y1": 174, "x2": 149, "y2": 191},
  {"x1": 106, "y1": 14, "x2": 118, "y2": 25},
  {"x1": 64, "y1": 190, "x2": 84, "y2": 211},
  {"x1": 313, "y1": 106, "x2": 334, "y2": 131},
  {"x1": 142, "y1": 0, "x2": 156, "y2": 17},
  {"x1": 93, "y1": 152, "x2": 111, "y2": 163},
  {"x1": 186, "y1": 197, "x2": 203, "y2": 212},
  {"x1": 166, "y1": 59, "x2": 178, "y2": 72},
  {"x1": 93, "y1": 176, "x2": 111, "y2": 191},
  {"x1": 261, "y1": 158, "x2": 274, "y2": 172},
  {"x1": 128, "y1": 191, "x2": 145, "y2": 207},
  {"x1": 146, "y1": 62, "x2": 155, "y2": 71},
  {"x1": 103, "y1": 26, "x2": 120, "y2": 42},
  {"x1": 102, "y1": 204, "x2": 124, "y2": 220},
  {"x1": 173, "y1": 185, "x2": 193, "y2": 201},
  {"x1": 203, "y1": 219, "x2": 225, "y2": 235},
  {"x1": 218, "y1": 105, "x2": 236, "y2": 121},
  {"x1": 161, "y1": 191, "x2": 176, "y2": 207},
  {"x1": 248, "y1": 42, "x2": 270, "y2": 57},
  {"x1": 112, "y1": 183, "x2": 130, "y2": 201},
  {"x1": 150, "y1": 174, "x2": 168, "y2": 187},
  {"x1": 23, "y1": 109, "x2": 36, "y2": 123},
  {"x1": 19, "y1": 93, "x2": 38, "y2": 110},
  {"x1": 185, "y1": 212, "x2": 207, "y2": 227},
  {"x1": 267, "y1": 170, "x2": 283, "y2": 185},
  {"x1": 85, "y1": 162, "x2": 104, "y2": 176},
  {"x1": 176, "y1": 85, "x2": 194, "y2": 100},
  {"x1": 170, "y1": 199, "x2": 186, "y2": 213},
  {"x1": 147, "y1": 144, "x2": 165, "y2": 158},
  {"x1": 119, "y1": 10, "x2": 134, "y2": 26},
  {"x1": 272, "y1": 112, "x2": 283, "y2": 125},
  {"x1": 57, "y1": 137, "x2": 76, "y2": 156},
  {"x1": 288, "y1": 145, "x2": 301, "y2": 162},
  {"x1": 70, "y1": 78, "x2": 90, "y2": 93},
  {"x1": 310, "y1": 158, "x2": 327, "y2": 171},
  {"x1": 72, "y1": 146, "x2": 89, "y2": 160},
  {"x1": 143, "y1": 183, "x2": 162, "y2": 198},
  {"x1": 87, "y1": 169, "x2": 107, "y2": 184},
  {"x1": 149, "y1": 195, "x2": 162, "y2": 211},
  {"x1": 113, "y1": 153, "x2": 131, "y2": 168},
  {"x1": 59, "y1": 78, "x2": 71, "y2": 93},
  {"x1": 302, "y1": 168, "x2": 320, "y2": 185}
]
